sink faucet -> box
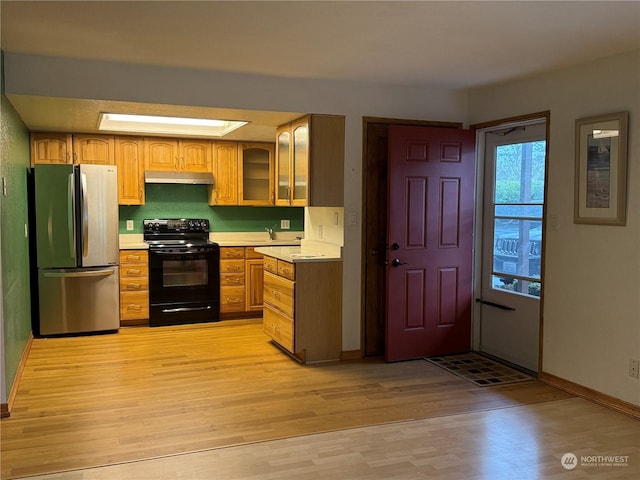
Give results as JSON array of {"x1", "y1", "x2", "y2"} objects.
[{"x1": 265, "y1": 225, "x2": 277, "y2": 240}]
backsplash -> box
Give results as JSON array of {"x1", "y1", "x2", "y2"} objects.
[{"x1": 118, "y1": 184, "x2": 304, "y2": 233}]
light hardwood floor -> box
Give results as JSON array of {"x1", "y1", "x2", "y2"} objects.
[{"x1": 2, "y1": 320, "x2": 637, "y2": 479}]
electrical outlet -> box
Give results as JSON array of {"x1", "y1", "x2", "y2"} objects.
[
  {"x1": 630, "y1": 359, "x2": 639, "y2": 379},
  {"x1": 318, "y1": 225, "x2": 324, "y2": 240},
  {"x1": 281, "y1": 219, "x2": 290, "y2": 230},
  {"x1": 126, "y1": 220, "x2": 134, "y2": 231}
]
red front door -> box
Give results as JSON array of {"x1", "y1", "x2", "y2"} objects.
[{"x1": 386, "y1": 125, "x2": 475, "y2": 361}]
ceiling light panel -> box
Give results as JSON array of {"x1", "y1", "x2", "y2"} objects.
[{"x1": 98, "y1": 113, "x2": 248, "y2": 137}]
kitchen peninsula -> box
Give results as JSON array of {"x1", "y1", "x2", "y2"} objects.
[{"x1": 256, "y1": 241, "x2": 342, "y2": 364}]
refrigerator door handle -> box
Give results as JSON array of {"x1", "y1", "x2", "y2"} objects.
[
  {"x1": 43, "y1": 269, "x2": 115, "y2": 279},
  {"x1": 68, "y1": 173, "x2": 76, "y2": 260},
  {"x1": 81, "y1": 172, "x2": 89, "y2": 258}
]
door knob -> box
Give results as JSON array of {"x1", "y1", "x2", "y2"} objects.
[{"x1": 391, "y1": 258, "x2": 407, "y2": 267}]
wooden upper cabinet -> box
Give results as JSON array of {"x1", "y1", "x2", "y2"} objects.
[
  {"x1": 275, "y1": 126, "x2": 291, "y2": 206},
  {"x1": 30, "y1": 132, "x2": 73, "y2": 166},
  {"x1": 73, "y1": 134, "x2": 115, "y2": 165},
  {"x1": 144, "y1": 138, "x2": 212, "y2": 172},
  {"x1": 275, "y1": 114, "x2": 345, "y2": 207},
  {"x1": 238, "y1": 142, "x2": 274, "y2": 206},
  {"x1": 144, "y1": 137, "x2": 180, "y2": 171},
  {"x1": 291, "y1": 117, "x2": 309, "y2": 206},
  {"x1": 180, "y1": 139, "x2": 212, "y2": 172},
  {"x1": 115, "y1": 136, "x2": 145, "y2": 205},
  {"x1": 209, "y1": 141, "x2": 238, "y2": 205}
]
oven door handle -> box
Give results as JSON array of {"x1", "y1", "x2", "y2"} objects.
[
  {"x1": 161, "y1": 306, "x2": 213, "y2": 314},
  {"x1": 150, "y1": 250, "x2": 213, "y2": 256}
]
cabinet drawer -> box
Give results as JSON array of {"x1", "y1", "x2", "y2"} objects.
[
  {"x1": 263, "y1": 256, "x2": 277, "y2": 274},
  {"x1": 120, "y1": 264, "x2": 149, "y2": 278},
  {"x1": 263, "y1": 305, "x2": 294, "y2": 352},
  {"x1": 221, "y1": 286, "x2": 246, "y2": 312},
  {"x1": 220, "y1": 259, "x2": 244, "y2": 274},
  {"x1": 120, "y1": 291, "x2": 149, "y2": 320},
  {"x1": 120, "y1": 277, "x2": 149, "y2": 291},
  {"x1": 263, "y1": 271, "x2": 294, "y2": 317},
  {"x1": 277, "y1": 260, "x2": 295, "y2": 280},
  {"x1": 220, "y1": 272, "x2": 244, "y2": 286},
  {"x1": 119, "y1": 250, "x2": 148, "y2": 263},
  {"x1": 220, "y1": 247, "x2": 245, "y2": 259}
]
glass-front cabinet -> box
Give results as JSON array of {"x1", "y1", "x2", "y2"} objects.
[
  {"x1": 275, "y1": 114, "x2": 345, "y2": 207},
  {"x1": 275, "y1": 116, "x2": 311, "y2": 206},
  {"x1": 292, "y1": 120, "x2": 309, "y2": 205},
  {"x1": 239, "y1": 142, "x2": 274, "y2": 205},
  {"x1": 276, "y1": 126, "x2": 292, "y2": 205}
]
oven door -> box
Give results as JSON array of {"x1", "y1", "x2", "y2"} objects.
[{"x1": 148, "y1": 247, "x2": 220, "y2": 326}]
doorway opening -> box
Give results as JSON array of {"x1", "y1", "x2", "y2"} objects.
[
  {"x1": 474, "y1": 115, "x2": 549, "y2": 373},
  {"x1": 362, "y1": 117, "x2": 463, "y2": 357}
]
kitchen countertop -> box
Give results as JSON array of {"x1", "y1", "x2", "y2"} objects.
[
  {"x1": 255, "y1": 240, "x2": 342, "y2": 263},
  {"x1": 118, "y1": 232, "x2": 303, "y2": 250},
  {"x1": 119, "y1": 234, "x2": 148, "y2": 250}
]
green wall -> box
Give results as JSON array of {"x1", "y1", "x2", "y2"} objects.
[
  {"x1": 119, "y1": 184, "x2": 304, "y2": 233},
  {"x1": 1, "y1": 56, "x2": 33, "y2": 400}
]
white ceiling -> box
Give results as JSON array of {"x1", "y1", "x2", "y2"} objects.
[{"x1": 2, "y1": 1, "x2": 639, "y2": 138}]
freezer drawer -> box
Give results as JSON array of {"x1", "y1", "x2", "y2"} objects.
[{"x1": 38, "y1": 266, "x2": 120, "y2": 335}]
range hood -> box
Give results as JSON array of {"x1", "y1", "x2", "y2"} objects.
[{"x1": 144, "y1": 171, "x2": 214, "y2": 185}]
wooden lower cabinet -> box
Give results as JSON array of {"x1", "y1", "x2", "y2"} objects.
[
  {"x1": 262, "y1": 256, "x2": 342, "y2": 363},
  {"x1": 119, "y1": 250, "x2": 149, "y2": 326},
  {"x1": 245, "y1": 259, "x2": 264, "y2": 312},
  {"x1": 219, "y1": 247, "x2": 264, "y2": 317},
  {"x1": 263, "y1": 306, "x2": 294, "y2": 352}
]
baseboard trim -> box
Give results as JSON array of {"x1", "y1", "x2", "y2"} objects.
[
  {"x1": 539, "y1": 371, "x2": 639, "y2": 420},
  {"x1": 2, "y1": 333, "x2": 34, "y2": 419},
  {"x1": 340, "y1": 349, "x2": 363, "y2": 361}
]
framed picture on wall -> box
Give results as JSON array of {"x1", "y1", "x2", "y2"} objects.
[{"x1": 574, "y1": 111, "x2": 629, "y2": 225}]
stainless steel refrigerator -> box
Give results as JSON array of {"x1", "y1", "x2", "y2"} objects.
[{"x1": 34, "y1": 164, "x2": 120, "y2": 335}]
